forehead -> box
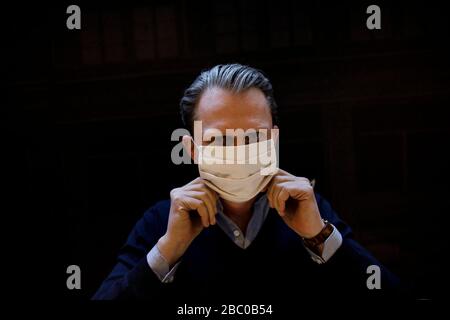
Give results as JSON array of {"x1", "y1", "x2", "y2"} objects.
[{"x1": 195, "y1": 87, "x2": 273, "y2": 132}]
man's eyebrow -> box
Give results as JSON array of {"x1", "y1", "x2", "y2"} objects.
[{"x1": 203, "y1": 127, "x2": 271, "y2": 133}]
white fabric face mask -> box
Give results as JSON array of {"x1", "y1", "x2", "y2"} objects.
[{"x1": 195, "y1": 139, "x2": 278, "y2": 203}]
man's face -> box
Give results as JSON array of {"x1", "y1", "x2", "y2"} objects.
[{"x1": 195, "y1": 87, "x2": 274, "y2": 146}]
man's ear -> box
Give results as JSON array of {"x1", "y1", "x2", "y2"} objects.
[
  {"x1": 272, "y1": 125, "x2": 279, "y2": 143},
  {"x1": 182, "y1": 135, "x2": 196, "y2": 162}
]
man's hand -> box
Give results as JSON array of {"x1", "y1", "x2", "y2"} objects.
[
  {"x1": 158, "y1": 178, "x2": 218, "y2": 266},
  {"x1": 267, "y1": 169, "x2": 324, "y2": 239}
]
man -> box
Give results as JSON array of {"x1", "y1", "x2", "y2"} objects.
[{"x1": 93, "y1": 64, "x2": 401, "y2": 303}]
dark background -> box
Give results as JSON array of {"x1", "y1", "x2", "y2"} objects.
[{"x1": 7, "y1": 1, "x2": 450, "y2": 300}]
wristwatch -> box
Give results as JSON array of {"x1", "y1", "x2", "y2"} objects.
[{"x1": 302, "y1": 220, "x2": 334, "y2": 252}]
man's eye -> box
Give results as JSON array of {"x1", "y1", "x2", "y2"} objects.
[{"x1": 206, "y1": 133, "x2": 265, "y2": 146}]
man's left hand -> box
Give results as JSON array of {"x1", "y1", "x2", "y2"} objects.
[{"x1": 267, "y1": 169, "x2": 324, "y2": 239}]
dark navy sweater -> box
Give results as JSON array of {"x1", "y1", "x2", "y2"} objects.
[{"x1": 93, "y1": 193, "x2": 401, "y2": 303}]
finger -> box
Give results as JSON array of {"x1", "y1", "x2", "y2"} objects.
[
  {"x1": 267, "y1": 178, "x2": 277, "y2": 208},
  {"x1": 186, "y1": 182, "x2": 217, "y2": 222},
  {"x1": 277, "y1": 187, "x2": 290, "y2": 215},
  {"x1": 185, "y1": 190, "x2": 215, "y2": 225},
  {"x1": 202, "y1": 186, "x2": 218, "y2": 225},
  {"x1": 297, "y1": 177, "x2": 312, "y2": 185},
  {"x1": 267, "y1": 175, "x2": 292, "y2": 207},
  {"x1": 185, "y1": 177, "x2": 203, "y2": 188},
  {"x1": 185, "y1": 181, "x2": 206, "y2": 191},
  {"x1": 270, "y1": 183, "x2": 282, "y2": 213},
  {"x1": 272, "y1": 183, "x2": 284, "y2": 215},
  {"x1": 196, "y1": 187, "x2": 217, "y2": 225},
  {"x1": 276, "y1": 168, "x2": 291, "y2": 176},
  {"x1": 281, "y1": 180, "x2": 313, "y2": 201},
  {"x1": 191, "y1": 177, "x2": 203, "y2": 183},
  {"x1": 194, "y1": 201, "x2": 210, "y2": 228},
  {"x1": 184, "y1": 197, "x2": 210, "y2": 227},
  {"x1": 272, "y1": 175, "x2": 295, "y2": 183},
  {"x1": 185, "y1": 178, "x2": 216, "y2": 192}
]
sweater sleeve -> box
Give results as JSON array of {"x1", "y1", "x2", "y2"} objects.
[
  {"x1": 314, "y1": 193, "x2": 404, "y2": 296},
  {"x1": 92, "y1": 200, "x2": 172, "y2": 300}
]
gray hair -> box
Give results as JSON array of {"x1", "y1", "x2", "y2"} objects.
[{"x1": 180, "y1": 63, "x2": 279, "y2": 132}]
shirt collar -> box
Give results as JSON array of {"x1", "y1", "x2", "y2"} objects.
[{"x1": 215, "y1": 194, "x2": 270, "y2": 249}]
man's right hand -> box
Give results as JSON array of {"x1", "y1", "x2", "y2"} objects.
[{"x1": 157, "y1": 178, "x2": 218, "y2": 266}]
